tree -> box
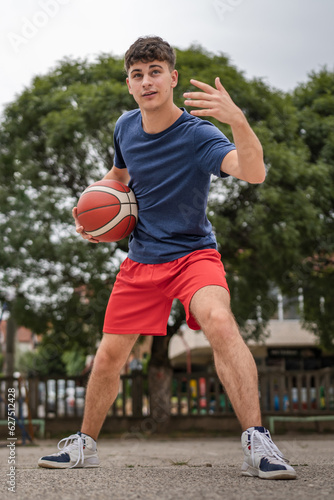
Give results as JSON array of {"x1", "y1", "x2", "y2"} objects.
[
  {"x1": 0, "y1": 54, "x2": 135, "y2": 374},
  {"x1": 209, "y1": 69, "x2": 334, "y2": 350},
  {"x1": 291, "y1": 69, "x2": 334, "y2": 350},
  {"x1": 148, "y1": 299, "x2": 185, "y2": 430},
  {"x1": 1, "y1": 48, "x2": 333, "y2": 386}
]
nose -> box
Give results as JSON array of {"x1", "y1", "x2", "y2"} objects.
[{"x1": 142, "y1": 73, "x2": 153, "y2": 87}]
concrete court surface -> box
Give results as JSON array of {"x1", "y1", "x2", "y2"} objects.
[{"x1": 0, "y1": 435, "x2": 333, "y2": 500}]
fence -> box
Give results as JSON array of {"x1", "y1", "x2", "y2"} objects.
[
  {"x1": 258, "y1": 367, "x2": 334, "y2": 414},
  {"x1": 172, "y1": 368, "x2": 334, "y2": 417},
  {"x1": 1, "y1": 368, "x2": 333, "y2": 436}
]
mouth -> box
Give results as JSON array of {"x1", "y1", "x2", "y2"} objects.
[{"x1": 142, "y1": 91, "x2": 157, "y2": 97}]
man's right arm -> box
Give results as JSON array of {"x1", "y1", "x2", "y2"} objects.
[
  {"x1": 73, "y1": 165, "x2": 130, "y2": 243},
  {"x1": 103, "y1": 165, "x2": 130, "y2": 185}
]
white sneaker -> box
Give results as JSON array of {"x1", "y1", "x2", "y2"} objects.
[
  {"x1": 38, "y1": 432, "x2": 100, "y2": 469},
  {"x1": 241, "y1": 426, "x2": 296, "y2": 479}
]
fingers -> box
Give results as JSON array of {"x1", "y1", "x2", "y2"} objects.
[
  {"x1": 72, "y1": 206, "x2": 84, "y2": 232},
  {"x1": 189, "y1": 78, "x2": 216, "y2": 94},
  {"x1": 183, "y1": 91, "x2": 214, "y2": 101},
  {"x1": 72, "y1": 206, "x2": 78, "y2": 219},
  {"x1": 72, "y1": 206, "x2": 99, "y2": 243},
  {"x1": 85, "y1": 236, "x2": 99, "y2": 244},
  {"x1": 72, "y1": 207, "x2": 82, "y2": 231},
  {"x1": 184, "y1": 78, "x2": 227, "y2": 110},
  {"x1": 184, "y1": 99, "x2": 213, "y2": 108},
  {"x1": 185, "y1": 77, "x2": 226, "y2": 95},
  {"x1": 215, "y1": 76, "x2": 225, "y2": 91},
  {"x1": 77, "y1": 227, "x2": 100, "y2": 244},
  {"x1": 184, "y1": 88, "x2": 216, "y2": 109},
  {"x1": 188, "y1": 108, "x2": 216, "y2": 117}
]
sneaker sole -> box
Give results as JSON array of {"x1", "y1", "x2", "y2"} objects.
[
  {"x1": 38, "y1": 458, "x2": 100, "y2": 469},
  {"x1": 241, "y1": 464, "x2": 297, "y2": 480}
]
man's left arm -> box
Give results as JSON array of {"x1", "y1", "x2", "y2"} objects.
[{"x1": 184, "y1": 78, "x2": 266, "y2": 184}]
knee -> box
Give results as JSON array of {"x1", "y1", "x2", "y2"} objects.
[
  {"x1": 200, "y1": 307, "x2": 240, "y2": 346},
  {"x1": 200, "y1": 306, "x2": 235, "y2": 332},
  {"x1": 92, "y1": 348, "x2": 125, "y2": 376}
]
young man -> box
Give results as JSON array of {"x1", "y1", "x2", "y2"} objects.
[{"x1": 38, "y1": 36, "x2": 296, "y2": 480}]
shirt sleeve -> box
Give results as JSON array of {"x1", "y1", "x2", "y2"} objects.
[
  {"x1": 194, "y1": 120, "x2": 236, "y2": 178},
  {"x1": 113, "y1": 121, "x2": 127, "y2": 169}
]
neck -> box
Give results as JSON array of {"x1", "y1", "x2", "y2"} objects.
[{"x1": 141, "y1": 103, "x2": 183, "y2": 134}]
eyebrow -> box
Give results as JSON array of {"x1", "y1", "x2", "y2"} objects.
[{"x1": 130, "y1": 64, "x2": 164, "y2": 74}]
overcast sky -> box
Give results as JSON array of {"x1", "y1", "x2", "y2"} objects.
[{"x1": 1, "y1": 0, "x2": 334, "y2": 115}]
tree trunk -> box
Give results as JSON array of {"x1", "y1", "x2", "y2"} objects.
[
  {"x1": 148, "y1": 364, "x2": 173, "y2": 432},
  {"x1": 147, "y1": 300, "x2": 186, "y2": 432},
  {"x1": 148, "y1": 333, "x2": 173, "y2": 433},
  {"x1": 6, "y1": 316, "x2": 16, "y2": 377}
]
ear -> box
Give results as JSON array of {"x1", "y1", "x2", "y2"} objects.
[
  {"x1": 171, "y1": 69, "x2": 178, "y2": 88},
  {"x1": 126, "y1": 77, "x2": 133, "y2": 95}
]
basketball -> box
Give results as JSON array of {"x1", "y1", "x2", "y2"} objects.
[{"x1": 76, "y1": 180, "x2": 138, "y2": 242}]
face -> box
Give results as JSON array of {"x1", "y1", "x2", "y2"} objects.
[{"x1": 126, "y1": 60, "x2": 178, "y2": 111}]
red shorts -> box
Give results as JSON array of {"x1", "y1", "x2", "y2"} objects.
[{"x1": 103, "y1": 249, "x2": 229, "y2": 336}]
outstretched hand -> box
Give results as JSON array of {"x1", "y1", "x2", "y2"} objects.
[
  {"x1": 72, "y1": 207, "x2": 99, "y2": 244},
  {"x1": 184, "y1": 78, "x2": 244, "y2": 127}
]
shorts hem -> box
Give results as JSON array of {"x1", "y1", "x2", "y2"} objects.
[{"x1": 103, "y1": 330, "x2": 166, "y2": 336}]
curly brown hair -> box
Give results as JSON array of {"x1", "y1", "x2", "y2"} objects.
[{"x1": 124, "y1": 36, "x2": 176, "y2": 73}]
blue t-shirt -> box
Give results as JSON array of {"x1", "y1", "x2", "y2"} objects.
[{"x1": 113, "y1": 108, "x2": 235, "y2": 264}]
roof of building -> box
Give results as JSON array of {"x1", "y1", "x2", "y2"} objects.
[
  {"x1": 168, "y1": 320, "x2": 319, "y2": 366},
  {"x1": 0, "y1": 321, "x2": 34, "y2": 343},
  {"x1": 248, "y1": 320, "x2": 318, "y2": 347}
]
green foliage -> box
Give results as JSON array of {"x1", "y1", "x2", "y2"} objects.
[
  {"x1": 62, "y1": 349, "x2": 86, "y2": 377},
  {"x1": 0, "y1": 54, "x2": 133, "y2": 374},
  {"x1": 1, "y1": 47, "x2": 333, "y2": 368},
  {"x1": 209, "y1": 67, "x2": 334, "y2": 349},
  {"x1": 289, "y1": 69, "x2": 334, "y2": 349},
  {"x1": 18, "y1": 334, "x2": 86, "y2": 377},
  {"x1": 17, "y1": 346, "x2": 65, "y2": 377}
]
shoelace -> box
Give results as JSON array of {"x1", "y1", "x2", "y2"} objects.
[
  {"x1": 250, "y1": 430, "x2": 289, "y2": 465},
  {"x1": 57, "y1": 433, "x2": 85, "y2": 468}
]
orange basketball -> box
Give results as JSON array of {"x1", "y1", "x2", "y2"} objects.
[{"x1": 76, "y1": 180, "x2": 138, "y2": 242}]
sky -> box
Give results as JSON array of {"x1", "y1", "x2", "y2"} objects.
[{"x1": 1, "y1": 0, "x2": 334, "y2": 115}]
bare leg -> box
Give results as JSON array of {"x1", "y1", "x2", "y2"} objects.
[
  {"x1": 81, "y1": 333, "x2": 140, "y2": 440},
  {"x1": 190, "y1": 286, "x2": 261, "y2": 430}
]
